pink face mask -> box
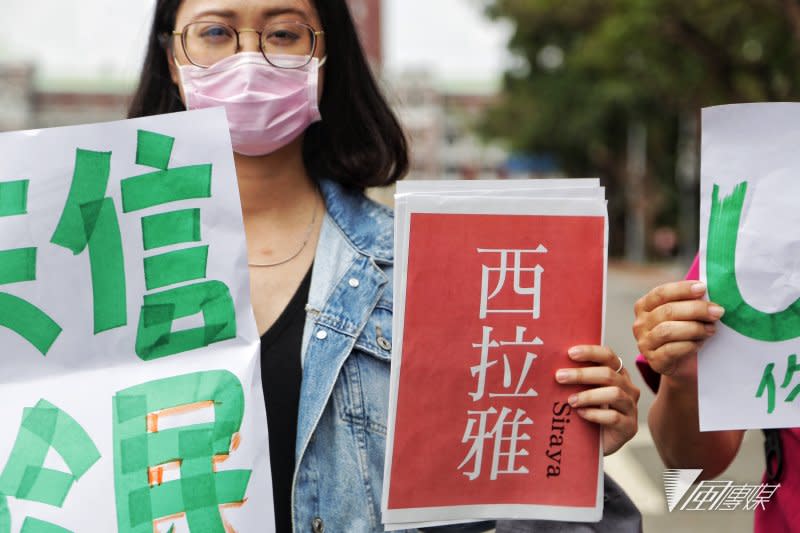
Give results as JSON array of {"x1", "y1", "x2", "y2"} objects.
[{"x1": 178, "y1": 52, "x2": 323, "y2": 156}]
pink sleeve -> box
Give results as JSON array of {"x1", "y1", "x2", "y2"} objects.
[{"x1": 635, "y1": 254, "x2": 700, "y2": 392}]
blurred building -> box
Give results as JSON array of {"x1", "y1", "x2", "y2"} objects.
[
  {"x1": 0, "y1": 63, "x2": 129, "y2": 131},
  {"x1": 346, "y1": 0, "x2": 383, "y2": 70},
  {"x1": 388, "y1": 71, "x2": 517, "y2": 180}
]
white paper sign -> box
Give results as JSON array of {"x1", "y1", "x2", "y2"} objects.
[
  {"x1": 0, "y1": 109, "x2": 274, "y2": 532},
  {"x1": 699, "y1": 103, "x2": 800, "y2": 431}
]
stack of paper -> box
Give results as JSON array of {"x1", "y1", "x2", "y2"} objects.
[{"x1": 383, "y1": 179, "x2": 608, "y2": 530}]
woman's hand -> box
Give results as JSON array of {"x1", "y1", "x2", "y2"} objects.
[
  {"x1": 632, "y1": 281, "x2": 724, "y2": 381},
  {"x1": 555, "y1": 345, "x2": 640, "y2": 455}
]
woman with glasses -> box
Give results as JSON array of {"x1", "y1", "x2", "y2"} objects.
[{"x1": 129, "y1": 1, "x2": 640, "y2": 531}]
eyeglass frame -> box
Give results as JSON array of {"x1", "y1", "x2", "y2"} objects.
[{"x1": 166, "y1": 21, "x2": 325, "y2": 69}]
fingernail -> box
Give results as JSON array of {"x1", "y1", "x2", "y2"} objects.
[
  {"x1": 568, "y1": 347, "x2": 583, "y2": 358},
  {"x1": 704, "y1": 324, "x2": 716, "y2": 335},
  {"x1": 556, "y1": 370, "x2": 572, "y2": 383},
  {"x1": 709, "y1": 305, "x2": 725, "y2": 319},
  {"x1": 691, "y1": 283, "x2": 707, "y2": 295},
  {"x1": 568, "y1": 394, "x2": 579, "y2": 406}
]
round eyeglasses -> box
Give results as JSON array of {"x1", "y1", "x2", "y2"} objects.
[{"x1": 171, "y1": 21, "x2": 324, "y2": 69}]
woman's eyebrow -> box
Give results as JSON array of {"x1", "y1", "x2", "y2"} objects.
[
  {"x1": 192, "y1": 9, "x2": 236, "y2": 19},
  {"x1": 262, "y1": 7, "x2": 311, "y2": 20}
]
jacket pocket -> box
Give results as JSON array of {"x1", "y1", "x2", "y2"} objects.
[{"x1": 333, "y1": 304, "x2": 393, "y2": 436}]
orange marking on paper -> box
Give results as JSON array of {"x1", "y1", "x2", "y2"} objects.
[
  {"x1": 221, "y1": 499, "x2": 248, "y2": 533},
  {"x1": 153, "y1": 511, "x2": 186, "y2": 532},
  {"x1": 147, "y1": 413, "x2": 159, "y2": 433},
  {"x1": 153, "y1": 400, "x2": 214, "y2": 418},
  {"x1": 148, "y1": 460, "x2": 181, "y2": 487}
]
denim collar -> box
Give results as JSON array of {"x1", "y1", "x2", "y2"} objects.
[{"x1": 318, "y1": 179, "x2": 394, "y2": 264}]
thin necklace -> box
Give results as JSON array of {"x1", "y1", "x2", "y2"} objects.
[{"x1": 248, "y1": 198, "x2": 319, "y2": 268}]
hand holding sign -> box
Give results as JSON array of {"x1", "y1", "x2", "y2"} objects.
[
  {"x1": 633, "y1": 280, "x2": 723, "y2": 381},
  {"x1": 556, "y1": 345, "x2": 639, "y2": 456}
]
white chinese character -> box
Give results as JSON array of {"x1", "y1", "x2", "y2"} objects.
[
  {"x1": 458, "y1": 407, "x2": 533, "y2": 481},
  {"x1": 478, "y1": 247, "x2": 546, "y2": 319},
  {"x1": 470, "y1": 326, "x2": 543, "y2": 401},
  {"x1": 744, "y1": 484, "x2": 781, "y2": 511},
  {"x1": 680, "y1": 481, "x2": 733, "y2": 511},
  {"x1": 716, "y1": 484, "x2": 760, "y2": 511}
]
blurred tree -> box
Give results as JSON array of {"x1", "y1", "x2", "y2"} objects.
[{"x1": 481, "y1": 0, "x2": 800, "y2": 258}]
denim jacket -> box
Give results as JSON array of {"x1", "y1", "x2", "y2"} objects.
[
  {"x1": 292, "y1": 179, "x2": 400, "y2": 532},
  {"x1": 292, "y1": 180, "x2": 494, "y2": 533}
]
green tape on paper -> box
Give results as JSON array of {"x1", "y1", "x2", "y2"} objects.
[
  {"x1": 141, "y1": 209, "x2": 202, "y2": 250},
  {"x1": 0, "y1": 399, "x2": 100, "y2": 507},
  {"x1": 80, "y1": 198, "x2": 127, "y2": 332},
  {"x1": 136, "y1": 130, "x2": 174, "y2": 171},
  {"x1": 143, "y1": 246, "x2": 209, "y2": 291},
  {"x1": 20, "y1": 518, "x2": 72, "y2": 533},
  {"x1": 143, "y1": 470, "x2": 249, "y2": 527},
  {"x1": 49, "y1": 149, "x2": 127, "y2": 333},
  {"x1": 707, "y1": 181, "x2": 800, "y2": 342},
  {"x1": 135, "y1": 280, "x2": 236, "y2": 361},
  {"x1": 50, "y1": 149, "x2": 112, "y2": 254},
  {"x1": 0, "y1": 179, "x2": 29, "y2": 217},
  {"x1": 0, "y1": 293, "x2": 61, "y2": 355},
  {"x1": 0, "y1": 493, "x2": 9, "y2": 533},
  {"x1": 112, "y1": 371, "x2": 250, "y2": 533},
  {"x1": 16, "y1": 468, "x2": 72, "y2": 505},
  {"x1": 121, "y1": 166, "x2": 212, "y2": 213},
  {"x1": 0, "y1": 248, "x2": 36, "y2": 285}
]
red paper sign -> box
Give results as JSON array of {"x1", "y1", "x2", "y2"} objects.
[{"x1": 388, "y1": 213, "x2": 605, "y2": 511}]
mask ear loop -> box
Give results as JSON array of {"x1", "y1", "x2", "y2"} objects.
[
  {"x1": 318, "y1": 55, "x2": 328, "y2": 67},
  {"x1": 159, "y1": 32, "x2": 189, "y2": 108}
]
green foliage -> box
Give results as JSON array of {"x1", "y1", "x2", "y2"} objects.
[{"x1": 482, "y1": 0, "x2": 800, "y2": 256}]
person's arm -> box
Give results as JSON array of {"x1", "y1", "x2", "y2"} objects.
[
  {"x1": 649, "y1": 373, "x2": 745, "y2": 479},
  {"x1": 634, "y1": 279, "x2": 743, "y2": 479}
]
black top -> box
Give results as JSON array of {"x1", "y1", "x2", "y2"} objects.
[{"x1": 260, "y1": 266, "x2": 312, "y2": 533}]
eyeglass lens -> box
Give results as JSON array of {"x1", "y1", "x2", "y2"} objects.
[{"x1": 183, "y1": 21, "x2": 316, "y2": 68}]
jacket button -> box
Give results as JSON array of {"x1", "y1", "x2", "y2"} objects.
[
  {"x1": 315, "y1": 330, "x2": 328, "y2": 340},
  {"x1": 377, "y1": 336, "x2": 392, "y2": 351},
  {"x1": 348, "y1": 278, "x2": 360, "y2": 288},
  {"x1": 312, "y1": 517, "x2": 324, "y2": 533}
]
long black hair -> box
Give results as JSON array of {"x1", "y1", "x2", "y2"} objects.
[{"x1": 128, "y1": 0, "x2": 408, "y2": 188}]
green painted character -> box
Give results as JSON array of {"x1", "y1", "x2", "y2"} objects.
[
  {"x1": 50, "y1": 148, "x2": 127, "y2": 334},
  {"x1": 756, "y1": 362, "x2": 777, "y2": 414},
  {"x1": 0, "y1": 400, "x2": 101, "y2": 533},
  {"x1": 0, "y1": 179, "x2": 62, "y2": 355},
  {"x1": 121, "y1": 130, "x2": 236, "y2": 361},
  {"x1": 755, "y1": 354, "x2": 800, "y2": 413},
  {"x1": 112, "y1": 370, "x2": 251, "y2": 533},
  {"x1": 707, "y1": 181, "x2": 800, "y2": 342}
]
